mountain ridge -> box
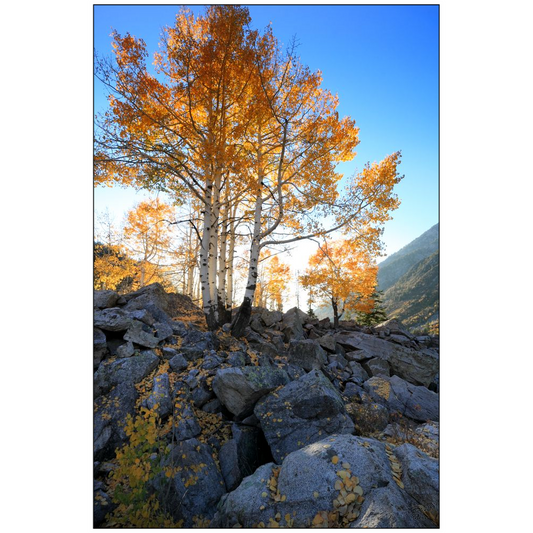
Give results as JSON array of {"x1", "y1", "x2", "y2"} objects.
[{"x1": 378, "y1": 223, "x2": 439, "y2": 332}]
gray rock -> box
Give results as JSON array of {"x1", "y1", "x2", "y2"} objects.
[
  {"x1": 261, "y1": 309, "x2": 283, "y2": 327},
  {"x1": 184, "y1": 369, "x2": 200, "y2": 389},
  {"x1": 116, "y1": 340, "x2": 135, "y2": 358},
  {"x1": 328, "y1": 352, "x2": 348, "y2": 369},
  {"x1": 363, "y1": 357, "x2": 390, "y2": 377},
  {"x1": 283, "y1": 363, "x2": 306, "y2": 382},
  {"x1": 161, "y1": 347, "x2": 178, "y2": 360},
  {"x1": 281, "y1": 307, "x2": 305, "y2": 342},
  {"x1": 169, "y1": 353, "x2": 188, "y2": 372},
  {"x1": 153, "y1": 321, "x2": 173, "y2": 342},
  {"x1": 123, "y1": 319, "x2": 160, "y2": 348},
  {"x1": 94, "y1": 289, "x2": 120, "y2": 309},
  {"x1": 191, "y1": 381, "x2": 214, "y2": 408},
  {"x1": 250, "y1": 316, "x2": 266, "y2": 334},
  {"x1": 335, "y1": 331, "x2": 438, "y2": 387},
  {"x1": 307, "y1": 328, "x2": 320, "y2": 339},
  {"x1": 394, "y1": 443, "x2": 439, "y2": 520},
  {"x1": 94, "y1": 328, "x2": 107, "y2": 369},
  {"x1": 211, "y1": 463, "x2": 277, "y2": 528},
  {"x1": 153, "y1": 438, "x2": 225, "y2": 526},
  {"x1": 374, "y1": 318, "x2": 413, "y2": 338},
  {"x1": 140, "y1": 302, "x2": 173, "y2": 325},
  {"x1": 363, "y1": 375, "x2": 439, "y2": 422},
  {"x1": 201, "y1": 352, "x2": 223, "y2": 370},
  {"x1": 94, "y1": 382, "x2": 138, "y2": 461},
  {"x1": 122, "y1": 282, "x2": 175, "y2": 316},
  {"x1": 144, "y1": 373, "x2": 173, "y2": 418},
  {"x1": 128, "y1": 308, "x2": 155, "y2": 326},
  {"x1": 213, "y1": 434, "x2": 408, "y2": 528},
  {"x1": 94, "y1": 307, "x2": 132, "y2": 332},
  {"x1": 202, "y1": 398, "x2": 222, "y2": 413},
  {"x1": 389, "y1": 333, "x2": 413, "y2": 347},
  {"x1": 317, "y1": 333, "x2": 337, "y2": 352},
  {"x1": 254, "y1": 369, "x2": 354, "y2": 463},
  {"x1": 350, "y1": 484, "x2": 436, "y2": 528},
  {"x1": 344, "y1": 349, "x2": 369, "y2": 363},
  {"x1": 219, "y1": 424, "x2": 263, "y2": 492},
  {"x1": 270, "y1": 335, "x2": 286, "y2": 354},
  {"x1": 343, "y1": 381, "x2": 364, "y2": 400},
  {"x1": 288, "y1": 339, "x2": 327, "y2": 370},
  {"x1": 94, "y1": 351, "x2": 159, "y2": 397},
  {"x1": 172, "y1": 385, "x2": 201, "y2": 441},
  {"x1": 212, "y1": 366, "x2": 290, "y2": 418},
  {"x1": 318, "y1": 317, "x2": 331, "y2": 329},
  {"x1": 346, "y1": 401, "x2": 390, "y2": 435},
  {"x1": 171, "y1": 320, "x2": 188, "y2": 336},
  {"x1": 348, "y1": 361, "x2": 369, "y2": 384},
  {"x1": 414, "y1": 422, "x2": 439, "y2": 456},
  {"x1": 226, "y1": 351, "x2": 246, "y2": 367},
  {"x1": 248, "y1": 339, "x2": 279, "y2": 359},
  {"x1": 180, "y1": 330, "x2": 219, "y2": 361}
]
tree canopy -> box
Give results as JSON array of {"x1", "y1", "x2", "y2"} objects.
[{"x1": 94, "y1": 5, "x2": 403, "y2": 333}]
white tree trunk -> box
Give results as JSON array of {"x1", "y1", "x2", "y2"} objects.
[
  {"x1": 217, "y1": 202, "x2": 228, "y2": 318},
  {"x1": 226, "y1": 205, "x2": 236, "y2": 311},
  {"x1": 200, "y1": 180, "x2": 216, "y2": 328}
]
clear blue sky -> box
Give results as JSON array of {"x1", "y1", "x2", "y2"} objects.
[{"x1": 94, "y1": 4, "x2": 438, "y2": 259}]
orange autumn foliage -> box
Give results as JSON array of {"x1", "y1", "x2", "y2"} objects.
[{"x1": 301, "y1": 239, "x2": 378, "y2": 327}]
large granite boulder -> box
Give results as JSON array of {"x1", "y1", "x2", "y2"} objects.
[
  {"x1": 280, "y1": 308, "x2": 305, "y2": 342},
  {"x1": 261, "y1": 309, "x2": 283, "y2": 327},
  {"x1": 123, "y1": 320, "x2": 164, "y2": 349},
  {"x1": 335, "y1": 331, "x2": 438, "y2": 387},
  {"x1": 94, "y1": 351, "x2": 159, "y2": 397},
  {"x1": 94, "y1": 289, "x2": 121, "y2": 309},
  {"x1": 122, "y1": 283, "x2": 175, "y2": 316},
  {"x1": 94, "y1": 381, "x2": 138, "y2": 461},
  {"x1": 394, "y1": 443, "x2": 439, "y2": 518},
  {"x1": 362, "y1": 357, "x2": 391, "y2": 378},
  {"x1": 94, "y1": 307, "x2": 132, "y2": 332},
  {"x1": 152, "y1": 438, "x2": 226, "y2": 526},
  {"x1": 363, "y1": 375, "x2": 439, "y2": 422},
  {"x1": 212, "y1": 434, "x2": 435, "y2": 528},
  {"x1": 288, "y1": 339, "x2": 327, "y2": 370},
  {"x1": 254, "y1": 369, "x2": 354, "y2": 463},
  {"x1": 212, "y1": 366, "x2": 290, "y2": 418},
  {"x1": 350, "y1": 483, "x2": 435, "y2": 528},
  {"x1": 179, "y1": 330, "x2": 219, "y2": 361}
]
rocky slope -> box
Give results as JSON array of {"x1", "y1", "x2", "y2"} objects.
[
  {"x1": 94, "y1": 283, "x2": 439, "y2": 528},
  {"x1": 378, "y1": 223, "x2": 439, "y2": 331},
  {"x1": 378, "y1": 223, "x2": 438, "y2": 292},
  {"x1": 383, "y1": 250, "x2": 439, "y2": 331}
]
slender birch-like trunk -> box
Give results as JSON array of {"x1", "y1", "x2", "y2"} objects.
[
  {"x1": 207, "y1": 169, "x2": 223, "y2": 326},
  {"x1": 200, "y1": 179, "x2": 218, "y2": 330},
  {"x1": 217, "y1": 199, "x2": 231, "y2": 323},
  {"x1": 225, "y1": 203, "x2": 236, "y2": 313},
  {"x1": 231, "y1": 172, "x2": 263, "y2": 337}
]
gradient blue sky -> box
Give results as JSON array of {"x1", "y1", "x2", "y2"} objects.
[{"x1": 94, "y1": 4, "x2": 438, "y2": 259}]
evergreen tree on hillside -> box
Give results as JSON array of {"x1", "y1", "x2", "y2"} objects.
[{"x1": 356, "y1": 290, "x2": 388, "y2": 326}]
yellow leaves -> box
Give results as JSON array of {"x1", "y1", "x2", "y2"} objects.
[
  {"x1": 300, "y1": 237, "x2": 379, "y2": 321},
  {"x1": 331, "y1": 455, "x2": 339, "y2": 465},
  {"x1": 311, "y1": 512, "x2": 325, "y2": 526}
]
